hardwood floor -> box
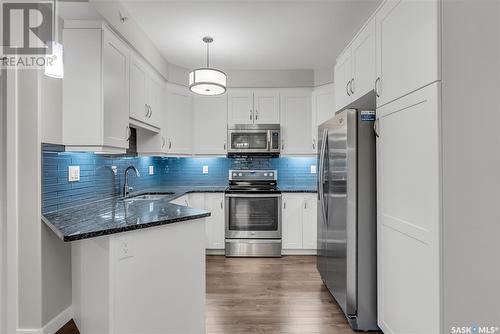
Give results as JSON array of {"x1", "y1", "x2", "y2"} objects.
[
  {"x1": 58, "y1": 255, "x2": 371, "y2": 334},
  {"x1": 55, "y1": 319, "x2": 79, "y2": 334},
  {"x1": 206, "y1": 255, "x2": 363, "y2": 334}
]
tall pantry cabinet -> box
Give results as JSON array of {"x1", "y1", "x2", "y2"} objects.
[{"x1": 335, "y1": 0, "x2": 500, "y2": 332}]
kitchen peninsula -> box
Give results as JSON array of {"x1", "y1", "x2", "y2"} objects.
[{"x1": 43, "y1": 191, "x2": 214, "y2": 334}]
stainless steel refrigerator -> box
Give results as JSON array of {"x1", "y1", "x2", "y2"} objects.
[{"x1": 317, "y1": 109, "x2": 378, "y2": 331}]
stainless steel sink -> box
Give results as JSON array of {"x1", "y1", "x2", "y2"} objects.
[{"x1": 123, "y1": 193, "x2": 174, "y2": 202}]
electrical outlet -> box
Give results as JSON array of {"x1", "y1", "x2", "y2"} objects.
[
  {"x1": 111, "y1": 166, "x2": 117, "y2": 175},
  {"x1": 149, "y1": 166, "x2": 154, "y2": 175},
  {"x1": 310, "y1": 165, "x2": 317, "y2": 174},
  {"x1": 202, "y1": 165, "x2": 209, "y2": 174},
  {"x1": 119, "y1": 240, "x2": 133, "y2": 260},
  {"x1": 68, "y1": 166, "x2": 80, "y2": 182}
]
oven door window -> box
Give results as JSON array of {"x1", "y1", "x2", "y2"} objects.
[
  {"x1": 231, "y1": 132, "x2": 268, "y2": 150},
  {"x1": 228, "y1": 196, "x2": 278, "y2": 231}
]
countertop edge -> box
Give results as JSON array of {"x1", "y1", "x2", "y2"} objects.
[{"x1": 61, "y1": 211, "x2": 211, "y2": 242}]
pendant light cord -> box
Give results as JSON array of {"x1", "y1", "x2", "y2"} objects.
[{"x1": 206, "y1": 42, "x2": 210, "y2": 68}]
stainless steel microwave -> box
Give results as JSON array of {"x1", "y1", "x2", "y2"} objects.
[{"x1": 227, "y1": 124, "x2": 281, "y2": 155}]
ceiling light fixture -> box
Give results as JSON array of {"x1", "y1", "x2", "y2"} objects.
[{"x1": 188, "y1": 37, "x2": 227, "y2": 96}]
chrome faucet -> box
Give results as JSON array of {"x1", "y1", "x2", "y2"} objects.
[{"x1": 122, "y1": 166, "x2": 140, "y2": 198}]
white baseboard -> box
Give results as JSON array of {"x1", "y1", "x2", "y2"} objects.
[
  {"x1": 41, "y1": 306, "x2": 73, "y2": 334},
  {"x1": 282, "y1": 249, "x2": 317, "y2": 255},
  {"x1": 16, "y1": 329, "x2": 42, "y2": 334},
  {"x1": 206, "y1": 249, "x2": 225, "y2": 255},
  {"x1": 207, "y1": 249, "x2": 317, "y2": 256}
]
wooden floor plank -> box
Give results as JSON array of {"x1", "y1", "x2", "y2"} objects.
[{"x1": 206, "y1": 255, "x2": 375, "y2": 334}]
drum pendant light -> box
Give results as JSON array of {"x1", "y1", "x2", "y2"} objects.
[{"x1": 188, "y1": 37, "x2": 227, "y2": 96}]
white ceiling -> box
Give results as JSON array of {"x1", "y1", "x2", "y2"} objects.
[{"x1": 121, "y1": 0, "x2": 381, "y2": 71}]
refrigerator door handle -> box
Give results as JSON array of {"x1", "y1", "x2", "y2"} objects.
[{"x1": 319, "y1": 128, "x2": 328, "y2": 225}]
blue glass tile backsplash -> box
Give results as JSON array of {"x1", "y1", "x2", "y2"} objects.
[{"x1": 42, "y1": 144, "x2": 317, "y2": 214}]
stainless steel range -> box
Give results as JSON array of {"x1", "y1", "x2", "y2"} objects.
[{"x1": 225, "y1": 170, "x2": 282, "y2": 257}]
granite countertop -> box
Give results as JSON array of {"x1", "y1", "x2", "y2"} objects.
[
  {"x1": 42, "y1": 185, "x2": 315, "y2": 242},
  {"x1": 42, "y1": 186, "x2": 226, "y2": 242}
]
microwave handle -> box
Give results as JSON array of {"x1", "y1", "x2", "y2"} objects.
[{"x1": 267, "y1": 131, "x2": 271, "y2": 151}]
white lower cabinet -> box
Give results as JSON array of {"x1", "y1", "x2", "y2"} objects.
[
  {"x1": 204, "y1": 193, "x2": 225, "y2": 249},
  {"x1": 170, "y1": 193, "x2": 225, "y2": 250},
  {"x1": 302, "y1": 196, "x2": 318, "y2": 249},
  {"x1": 376, "y1": 83, "x2": 440, "y2": 334},
  {"x1": 170, "y1": 194, "x2": 190, "y2": 207},
  {"x1": 282, "y1": 193, "x2": 317, "y2": 250}
]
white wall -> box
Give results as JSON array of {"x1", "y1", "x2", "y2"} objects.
[
  {"x1": 16, "y1": 69, "x2": 43, "y2": 329},
  {"x1": 441, "y1": 0, "x2": 500, "y2": 330},
  {"x1": 0, "y1": 68, "x2": 7, "y2": 334},
  {"x1": 168, "y1": 62, "x2": 315, "y2": 88},
  {"x1": 314, "y1": 67, "x2": 334, "y2": 87},
  {"x1": 89, "y1": 0, "x2": 169, "y2": 80}
]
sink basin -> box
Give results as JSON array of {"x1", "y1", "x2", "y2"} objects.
[{"x1": 123, "y1": 193, "x2": 174, "y2": 202}]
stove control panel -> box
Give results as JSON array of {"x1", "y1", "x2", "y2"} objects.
[{"x1": 229, "y1": 170, "x2": 277, "y2": 181}]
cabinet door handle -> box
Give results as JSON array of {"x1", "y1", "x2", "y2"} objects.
[
  {"x1": 255, "y1": 110, "x2": 258, "y2": 121},
  {"x1": 312, "y1": 138, "x2": 316, "y2": 150},
  {"x1": 281, "y1": 143, "x2": 284, "y2": 150},
  {"x1": 220, "y1": 200, "x2": 223, "y2": 209},
  {"x1": 350, "y1": 78, "x2": 355, "y2": 94},
  {"x1": 162, "y1": 136, "x2": 166, "y2": 148},
  {"x1": 375, "y1": 77, "x2": 381, "y2": 97},
  {"x1": 346, "y1": 80, "x2": 351, "y2": 96},
  {"x1": 126, "y1": 125, "x2": 131, "y2": 141},
  {"x1": 168, "y1": 139, "x2": 172, "y2": 149},
  {"x1": 250, "y1": 109, "x2": 253, "y2": 121},
  {"x1": 283, "y1": 200, "x2": 286, "y2": 209},
  {"x1": 374, "y1": 119, "x2": 380, "y2": 138},
  {"x1": 223, "y1": 142, "x2": 226, "y2": 150},
  {"x1": 149, "y1": 105, "x2": 153, "y2": 118},
  {"x1": 304, "y1": 201, "x2": 307, "y2": 209},
  {"x1": 145, "y1": 104, "x2": 149, "y2": 118}
]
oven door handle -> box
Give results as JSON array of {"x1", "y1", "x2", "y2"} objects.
[{"x1": 225, "y1": 193, "x2": 282, "y2": 198}]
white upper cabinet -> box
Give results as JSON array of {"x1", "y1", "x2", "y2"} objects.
[
  {"x1": 312, "y1": 83, "x2": 335, "y2": 126},
  {"x1": 227, "y1": 89, "x2": 280, "y2": 125},
  {"x1": 146, "y1": 74, "x2": 163, "y2": 129},
  {"x1": 351, "y1": 19, "x2": 376, "y2": 100},
  {"x1": 312, "y1": 83, "x2": 335, "y2": 153},
  {"x1": 166, "y1": 83, "x2": 193, "y2": 155},
  {"x1": 334, "y1": 18, "x2": 376, "y2": 112},
  {"x1": 253, "y1": 89, "x2": 280, "y2": 124},
  {"x1": 193, "y1": 95, "x2": 228, "y2": 155},
  {"x1": 334, "y1": 50, "x2": 353, "y2": 111},
  {"x1": 280, "y1": 89, "x2": 314, "y2": 155},
  {"x1": 136, "y1": 81, "x2": 168, "y2": 156},
  {"x1": 63, "y1": 23, "x2": 130, "y2": 154},
  {"x1": 129, "y1": 55, "x2": 162, "y2": 131},
  {"x1": 227, "y1": 90, "x2": 254, "y2": 124},
  {"x1": 375, "y1": 0, "x2": 440, "y2": 106},
  {"x1": 129, "y1": 58, "x2": 148, "y2": 125},
  {"x1": 102, "y1": 28, "x2": 130, "y2": 150}
]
